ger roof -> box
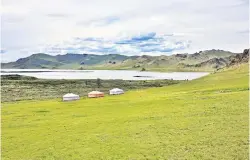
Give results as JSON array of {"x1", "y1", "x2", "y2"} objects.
[
  {"x1": 63, "y1": 93, "x2": 79, "y2": 97},
  {"x1": 88, "y1": 91, "x2": 103, "y2": 94}
]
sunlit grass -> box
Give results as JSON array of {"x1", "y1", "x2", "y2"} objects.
[{"x1": 1, "y1": 64, "x2": 249, "y2": 160}]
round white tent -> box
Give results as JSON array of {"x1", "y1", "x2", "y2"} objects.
[
  {"x1": 63, "y1": 93, "x2": 80, "y2": 101},
  {"x1": 109, "y1": 88, "x2": 124, "y2": 95}
]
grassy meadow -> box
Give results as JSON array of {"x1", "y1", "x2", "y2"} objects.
[
  {"x1": 1, "y1": 76, "x2": 180, "y2": 102},
  {"x1": 1, "y1": 64, "x2": 249, "y2": 160}
]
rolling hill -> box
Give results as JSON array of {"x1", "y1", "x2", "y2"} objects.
[
  {"x1": 2, "y1": 62, "x2": 248, "y2": 159},
  {"x1": 2, "y1": 49, "x2": 248, "y2": 71},
  {"x1": 1, "y1": 53, "x2": 129, "y2": 69}
]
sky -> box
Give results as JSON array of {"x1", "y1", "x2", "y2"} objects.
[{"x1": 1, "y1": 0, "x2": 249, "y2": 62}]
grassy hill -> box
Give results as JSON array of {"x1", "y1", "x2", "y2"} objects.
[
  {"x1": 1, "y1": 49, "x2": 238, "y2": 71},
  {"x1": 2, "y1": 63, "x2": 248, "y2": 159},
  {"x1": 1, "y1": 53, "x2": 129, "y2": 69}
]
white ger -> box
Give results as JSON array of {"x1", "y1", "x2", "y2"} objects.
[
  {"x1": 63, "y1": 93, "x2": 80, "y2": 101},
  {"x1": 109, "y1": 88, "x2": 124, "y2": 95}
]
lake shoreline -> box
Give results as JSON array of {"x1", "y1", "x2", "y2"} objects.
[{"x1": 0, "y1": 69, "x2": 209, "y2": 80}]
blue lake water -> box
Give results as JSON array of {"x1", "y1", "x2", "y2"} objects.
[{"x1": 0, "y1": 69, "x2": 209, "y2": 80}]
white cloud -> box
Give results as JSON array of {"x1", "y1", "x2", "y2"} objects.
[{"x1": 1, "y1": 0, "x2": 249, "y2": 62}]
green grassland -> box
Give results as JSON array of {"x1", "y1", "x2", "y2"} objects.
[
  {"x1": 1, "y1": 76, "x2": 180, "y2": 102},
  {"x1": 1, "y1": 63, "x2": 249, "y2": 160}
]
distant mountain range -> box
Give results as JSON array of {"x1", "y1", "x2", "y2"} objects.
[{"x1": 1, "y1": 49, "x2": 249, "y2": 71}]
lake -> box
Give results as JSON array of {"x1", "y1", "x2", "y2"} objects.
[{"x1": 0, "y1": 69, "x2": 209, "y2": 80}]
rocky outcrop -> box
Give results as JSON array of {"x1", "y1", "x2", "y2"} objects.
[
  {"x1": 198, "y1": 58, "x2": 228, "y2": 69},
  {"x1": 175, "y1": 53, "x2": 188, "y2": 58},
  {"x1": 228, "y1": 49, "x2": 249, "y2": 66},
  {"x1": 179, "y1": 57, "x2": 228, "y2": 69}
]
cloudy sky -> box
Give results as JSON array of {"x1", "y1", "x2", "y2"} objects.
[{"x1": 1, "y1": 0, "x2": 249, "y2": 62}]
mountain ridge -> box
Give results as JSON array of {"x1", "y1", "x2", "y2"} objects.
[{"x1": 1, "y1": 49, "x2": 248, "y2": 71}]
